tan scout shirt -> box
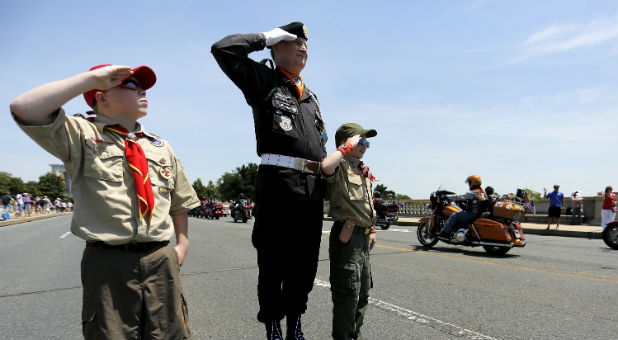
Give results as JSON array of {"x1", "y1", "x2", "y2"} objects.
[
  {"x1": 325, "y1": 157, "x2": 376, "y2": 228},
  {"x1": 15, "y1": 109, "x2": 200, "y2": 244}
]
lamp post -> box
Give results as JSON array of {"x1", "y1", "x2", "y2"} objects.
[{"x1": 55, "y1": 171, "x2": 61, "y2": 199}]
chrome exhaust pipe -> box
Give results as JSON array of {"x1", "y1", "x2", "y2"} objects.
[{"x1": 470, "y1": 241, "x2": 515, "y2": 248}]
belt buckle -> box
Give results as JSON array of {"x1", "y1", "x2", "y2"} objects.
[
  {"x1": 294, "y1": 158, "x2": 305, "y2": 171},
  {"x1": 304, "y1": 161, "x2": 319, "y2": 174}
]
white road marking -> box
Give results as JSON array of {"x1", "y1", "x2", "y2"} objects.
[
  {"x1": 59, "y1": 232, "x2": 71, "y2": 239},
  {"x1": 313, "y1": 278, "x2": 498, "y2": 340},
  {"x1": 387, "y1": 228, "x2": 410, "y2": 233}
]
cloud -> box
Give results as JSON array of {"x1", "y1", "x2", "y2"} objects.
[{"x1": 498, "y1": 14, "x2": 618, "y2": 67}]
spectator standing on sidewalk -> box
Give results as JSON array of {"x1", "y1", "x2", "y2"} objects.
[
  {"x1": 1, "y1": 192, "x2": 11, "y2": 220},
  {"x1": 15, "y1": 193, "x2": 24, "y2": 218},
  {"x1": 23, "y1": 193, "x2": 32, "y2": 217},
  {"x1": 570, "y1": 190, "x2": 584, "y2": 225},
  {"x1": 601, "y1": 186, "x2": 616, "y2": 230},
  {"x1": 544, "y1": 185, "x2": 564, "y2": 230}
]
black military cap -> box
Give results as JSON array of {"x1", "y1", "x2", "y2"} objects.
[
  {"x1": 279, "y1": 21, "x2": 308, "y2": 41},
  {"x1": 335, "y1": 123, "x2": 377, "y2": 147}
]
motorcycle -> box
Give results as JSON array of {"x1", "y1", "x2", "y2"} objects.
[
  {"x1": 374, "y1": 200, "x2": 399, "y2": 230},
  {"x1": 232, "y1": 201, "x2": 252, "y2": 223},
  {"x1": 416, "y1": 189, "x2": 526, "y2": 255},
  {"x1": 213, "y1": 203, "x2": 223, "y2": 220},
  {"x1": 602, "y1": 221, "x2": 618, "y2": 250}
]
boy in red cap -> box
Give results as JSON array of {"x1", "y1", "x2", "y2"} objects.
[{"x1": 10, "y1": 65, "x2": 199, "y2": 339}]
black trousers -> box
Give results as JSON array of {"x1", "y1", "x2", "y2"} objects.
[{"x1": 251, "y1": 198, "x2": 323, "y2": 323}]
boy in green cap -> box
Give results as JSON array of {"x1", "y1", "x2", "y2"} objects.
[{"x1": 321, "y1": 123, "x2": 377, "y2": 340}]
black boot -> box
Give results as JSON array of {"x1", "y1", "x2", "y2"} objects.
[
  {"x1": 266, "y1": 320, "x2": 283, "y2": 340},
  {"x1": 285, "y1": 314, "x2": 305, "y2": 340}
]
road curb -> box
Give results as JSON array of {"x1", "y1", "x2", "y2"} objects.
[{"x1": 0, "y1": 213, "x2": 72, "y2": 227}]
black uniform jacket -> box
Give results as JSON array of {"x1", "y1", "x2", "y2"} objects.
[{"x1": 211, "y1": 33, "x2": 326, "y2": 202}]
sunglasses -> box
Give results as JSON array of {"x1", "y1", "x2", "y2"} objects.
[
  {"x1": 359, "y1": 139, "x2": 370, "y2": 148},
  {"x1": 118, "y1": 79, "x2": 140, "y2": 90}
]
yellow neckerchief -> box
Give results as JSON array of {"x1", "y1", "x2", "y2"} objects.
[{"x1": 278, "y1": 67, "x2": 304, "y2": 99}]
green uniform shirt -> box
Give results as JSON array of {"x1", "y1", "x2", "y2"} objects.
[
  {"x1": 15, "y1": 109, "x2": 200, "y2": 244},
  {"x1": 325, "y1": 157, "x2": 376, "y2": 228}
]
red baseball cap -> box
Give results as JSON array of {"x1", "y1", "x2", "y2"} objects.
[{"x1": 82, "y1": 64, "x2": 157, "y2": 108}]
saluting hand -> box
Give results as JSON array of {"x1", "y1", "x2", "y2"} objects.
[
  {"x1": 262, "y1": 27, "x2": 297, "y2": 47},
  {"x1": 89, "y1": 65, "x2": 133, "y2": 91},
  {"x1": 346, "y1": 134, "x2": 361, "y2": 148}
]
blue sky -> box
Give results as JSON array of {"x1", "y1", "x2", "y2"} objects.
[{"x1": 1, "y1": 0, "x2": 616, "y2": 198}]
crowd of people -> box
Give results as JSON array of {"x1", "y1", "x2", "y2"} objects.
[{"x1": 0, "y1": 192, "x2": 73, "y2": 221}]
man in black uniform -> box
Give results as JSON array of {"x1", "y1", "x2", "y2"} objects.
[{"x1": 212, "y1": 22, "x2": 327, "y2": 340}]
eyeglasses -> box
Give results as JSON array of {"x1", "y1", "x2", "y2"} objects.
[
  {"x1": 118, "y1": 79, "x2": 140, "y2": 90},
  {"x1": 359, "y1": 139, "x2": 370, "y2": 148}
]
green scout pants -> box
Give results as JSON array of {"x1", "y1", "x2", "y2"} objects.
[
  {"x1": 81, "y1": 242, "x2": 191, "y2": 340},
  {"x1": 329, "y1": 222, "x2": 373, "y2": 340}
]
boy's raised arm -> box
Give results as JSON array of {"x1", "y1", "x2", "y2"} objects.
[{"x1": 10, "y1": 65, "x2": 132, "y2": 125}]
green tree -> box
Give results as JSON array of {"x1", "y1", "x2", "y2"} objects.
[
  {"x1": 0, "y1": 171, "x2": 14, "y2": 193},
  {"x1": 192, "y1": 178, "x2": 208, "y2": 200},
  {"x1": 205, "y1": 180, "x2": 218, "y2": 200},
  {"x1": 374, "y1": 184, "x2": 396, "y2": 199},
  {"x1": 38, "y1": 172, "x2": 65, "y2": 198},
  {"x1": 217, "y1": 163, "x2": 258, "y2": 200},
  {"x1": 24, "y1": 181, "x2": 40, "y2": 197}
]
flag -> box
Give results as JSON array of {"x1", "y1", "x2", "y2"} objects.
[
  {"x1": 525, "y1": 188, "x2": 542, "y2": 203},
  {"x1": 524, "y1": 201, "x2": 536, "y2": 215}
]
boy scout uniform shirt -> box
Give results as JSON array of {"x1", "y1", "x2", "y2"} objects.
[
  {"x1": 325, "y1": 157, "x2": 376, "y2": 228},
  {"x1": 15, "y1": 109, "x2": 200, "y2": 245}
]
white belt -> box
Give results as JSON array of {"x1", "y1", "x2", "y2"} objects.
[{"x1": 260, "y1": 153, "x2": 320, "y2": 174}]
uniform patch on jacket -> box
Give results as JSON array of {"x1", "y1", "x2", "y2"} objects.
[
  {"x1": 160, "y1": 167, "x2": 172, "y2": 179},
  {"x1": 149, "y1": 136, "x2": 163, "y2": 147},
  {"x1": 279, "y1": 116, "x2": 293, "y2": 131},
  {"x1": 158, "y1": 186, "x2": 172, "y2": 194}
]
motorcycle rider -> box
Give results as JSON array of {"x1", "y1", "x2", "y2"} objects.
[
  {"x1": 439, "y1": 175, "x2": 488, "y2": 240},
  {"x1": 232, "y1": 193, "x2": 246, "y2": 218}
]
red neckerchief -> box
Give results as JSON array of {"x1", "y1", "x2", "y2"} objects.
[
  {"x1": 359, "y1": 161, "x2": 376, "y2": 182},
  {"x1": 278, "y1": 67, "x2": 304, "y2": 99},
  {"x1": 104, "y1": 124, "x2": 155, "y2": 224}
]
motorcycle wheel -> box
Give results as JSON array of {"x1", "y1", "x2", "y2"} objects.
[
  {"x1": 417, "y1": 221, "x2": 438, "y2": 247},
  {"x1": 602, "y1": 223, "x2": 618, "y2": 250},
  {"x1": 233, "y1": 214, "x2": 238, "y2": 223},
  {"x1": 482, "y1": 246, "x2": 511, "y2": 256},
  {"x1": 381, "y1": 221, "x2": 390, "y2": 230}
]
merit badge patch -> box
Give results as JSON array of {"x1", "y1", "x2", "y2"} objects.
[
  {"x1": 158, "y1": 186, "x2": 171, "y2": 194},
  {"x1": 279, "y1": 116, "x2": 293, "y2": 131},
  {"x1": 149, "y1": 137, "x2": 163, "y2": 147},
  {"x1": 160, "y1": 167, "x2": 172, "y2": 179}
]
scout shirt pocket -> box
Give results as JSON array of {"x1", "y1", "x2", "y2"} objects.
[
  {"x1": 271, "y1": 91, "x2": 299, "y2": 140},
  {"x1": 346, "y1": 174, "x2": 366, "y2": 201},
  {"x1": 147, "y1": 153, "x2": 175, "y2": 199},
  {"x1": 83, "y1": 139, "x2": 124, "y2": 182}
]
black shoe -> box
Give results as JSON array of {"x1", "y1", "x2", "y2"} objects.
[
  {"x1": 438, "y1": 230, "x2": 452, "y2": 241},
  {"x1": 285, "y1": 314, "x2": 305, "y2": 340},
  {"x1": 266, "y1": 320, "x2": 283, "y2": 340}
]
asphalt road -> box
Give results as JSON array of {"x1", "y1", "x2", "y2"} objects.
[{"x1": 0, "y1": 215, "x2": 616, "y2": 340}]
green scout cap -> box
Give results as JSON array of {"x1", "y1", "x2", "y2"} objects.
[{"x1": 335, "y1": 123, "x2": 377, "y2": 147}]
